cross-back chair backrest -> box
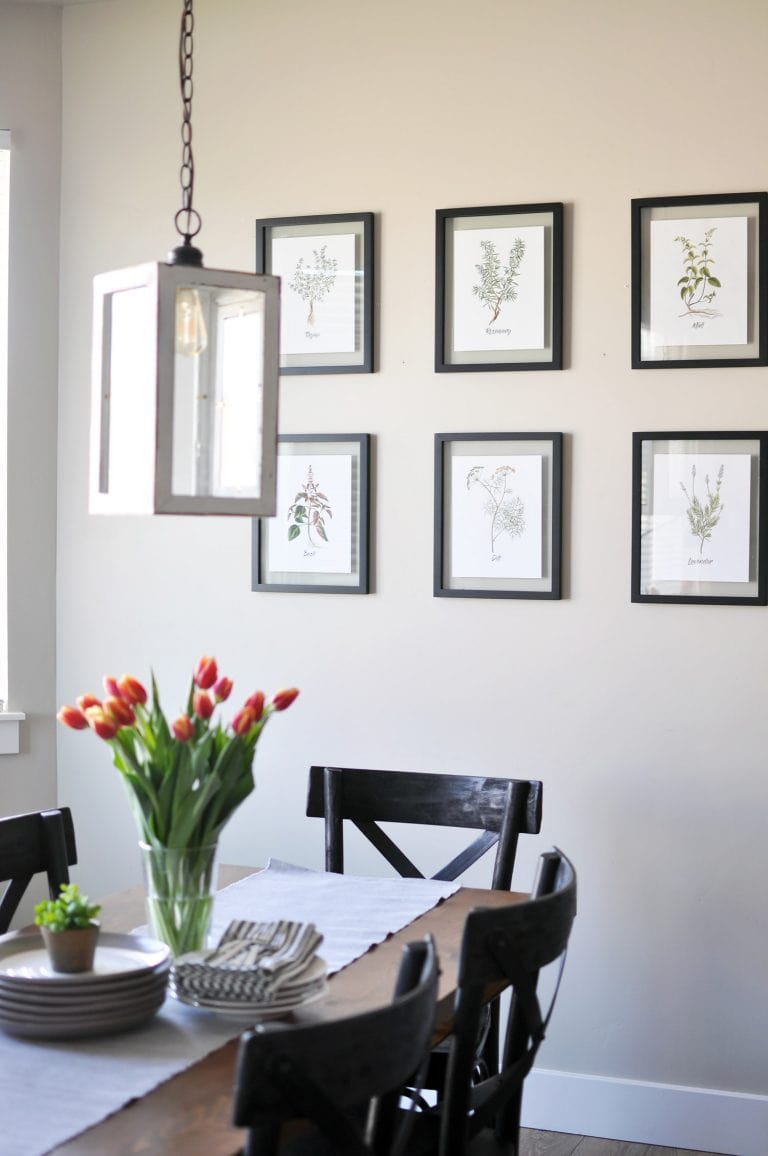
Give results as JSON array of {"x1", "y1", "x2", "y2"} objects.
[
  {"x1": 0, "y1": 808, "x2": 77, "y2": 934},
  {"x1": 306, "y1": 766, "x2": 543, "y2": 890},
  {"x1": 232, "y1": 936, "x2": 439, "y2": 1156},
  {"x1": 438, "y1": 850, "x2": 577, "y2": 1156}
]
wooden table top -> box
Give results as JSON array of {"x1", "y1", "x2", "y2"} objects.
[{"x1": 47, "y1": 866, "x2": 526, "y2": 1156}]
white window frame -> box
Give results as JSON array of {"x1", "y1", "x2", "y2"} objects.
[
  {"x1": 0, "y1": 130, "x2": 11, "y2": 705},
  {"x1": 0, "y1": 130, "x2": 24, "y2": 752}
]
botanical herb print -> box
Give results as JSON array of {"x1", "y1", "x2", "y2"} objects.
[
  {"x1": 680, "y1": 462, "x2": 725, "y2": 553},
  {"x1": 674, "y1": 228, "x2": 722, "y2": 320},
  {"x1": 287, "y1": 464, "x2": 333, "y2": 547},
  {"x1": 472, "y1": 237, "x2": 526, "y2": 325},
  {"x1": 467, "y1": 464, "x2": 526, "y2": 558},
  {"x1": 289, "y1": 245, "x2": 338, "y2": 327}
]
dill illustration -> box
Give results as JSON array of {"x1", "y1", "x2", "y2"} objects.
[{"x1": 466, "y1": 464, "x2": 525, "y2": 556}]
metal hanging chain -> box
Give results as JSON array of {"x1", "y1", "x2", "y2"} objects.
[{"x1": 174, "y1": 0, "x2": 202, "y2": 246}]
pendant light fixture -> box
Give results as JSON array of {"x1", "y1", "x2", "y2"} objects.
[{"x1": 90, "y1": 0, "x2": 280, "y2": 516}]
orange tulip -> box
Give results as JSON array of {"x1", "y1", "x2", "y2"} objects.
[
  {"x1": 194, "y1": 655, "x2": 218, "y2": 690},
  {"x1": 57, "y1": 704, "x2": 88, "y2": 731},
  {"x1": 103, "y1": 696, "x2": 135, "y2": 728},
  {"x1": 172, "y1": 715, "x2": 194, "y2": 742},
  {"x1": 212, "y1": 676, "x2": 233, "y2": 703},
  {"x1": 192, "y1": 690, "x2": 214, "y2": 720},
  {"x1": 76, "y1": 692, "x2": 101, "y2": 713},
  {"x1": 244, "y1": 690, "x2": 265, "y2": 721},
  {"x1": 84, "y1": 705, "x2": 118, "y2": 740},
  {"x1": 117, "y1": 674, "x2": 147, "y2": 706},
  {"x1": 271, "y1": 687, "x2": 299, "y2": 712},
  {"x1": 231, "y1": 705, "x2": 256, "y2": 736}
]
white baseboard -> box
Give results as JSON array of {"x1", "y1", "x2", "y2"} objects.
[{"x1": 522, "y1": 1068, "x2": 768, "y2": 1156}]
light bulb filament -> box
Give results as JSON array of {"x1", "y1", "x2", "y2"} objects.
[{"x1": 175, "y1": 287, "x2": 208, "y2": 356}]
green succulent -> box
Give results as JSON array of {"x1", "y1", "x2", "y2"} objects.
[{"x1": 34, "y1": 883, "x2": 101, "y2": 931}]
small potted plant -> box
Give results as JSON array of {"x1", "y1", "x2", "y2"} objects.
[{"x1": 34, "y1": 883, "x2": 102, "y2": 973}]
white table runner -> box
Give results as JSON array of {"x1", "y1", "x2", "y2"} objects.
[
  {"x1": 2, "y1": 861, "x2": 458, "y2": 1156},
  {"x1": 210, "y1": 859, "x2": 459, "y2": 974}
]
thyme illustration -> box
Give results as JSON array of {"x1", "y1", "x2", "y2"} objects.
[
  {"x1": 679, "y1": 463, "x2": 724, "y2": 553},
  {"x1": 467, "y1": 465, "x2": 525, "y2": 556},
  {"x1": 472, "y1": 237, "x2": 526, "y2": 324},
  {"x1": 287, "y1": 465, "x2": 332, "y2": 547},
  {"x1": 674, "y1": 228, "x2": 722, "y2": 319},
  {"x1": 289, "y1": 245, "x2": 338, "y2": 327}
]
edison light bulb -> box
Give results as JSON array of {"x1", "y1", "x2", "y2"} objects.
[{"x1": 175, "y1": 288, "x2": 208, "y2": 356}]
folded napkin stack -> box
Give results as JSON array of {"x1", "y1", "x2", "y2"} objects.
[{"x1": 170, "y1": 919, "x2": 327, "y2": 1011}]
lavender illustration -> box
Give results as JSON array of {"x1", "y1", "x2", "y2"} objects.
[{"x1": 679, "y1": 463, "x2": 725, "y2": 553}]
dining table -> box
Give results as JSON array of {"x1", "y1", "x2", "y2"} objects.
[{"x1": 4, "y1": 862, "x2": 527, "y2": 1156}]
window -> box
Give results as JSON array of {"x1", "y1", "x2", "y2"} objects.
[{"x1": 0, "y1": 131, "x2": 10, "y2": 705}]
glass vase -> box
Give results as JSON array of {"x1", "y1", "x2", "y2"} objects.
[{"x1": 139, "y1": 842, "x2": 218, "y2": 957}]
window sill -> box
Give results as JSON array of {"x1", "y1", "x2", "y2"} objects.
[{"x1": 0, "y1": 712, "x2": 25, "y2": 755}]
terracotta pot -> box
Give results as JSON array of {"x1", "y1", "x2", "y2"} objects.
[{"x1": 40, "y1": 923, "x2": 100, "y2": 973}]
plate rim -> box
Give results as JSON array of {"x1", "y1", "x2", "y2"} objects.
[
  {"x1": 0, "y1": 931, "x2": 170, "y2": 984},
  {"x1": 169, "y1": 978, "x2": 328, "y2": 1014}
]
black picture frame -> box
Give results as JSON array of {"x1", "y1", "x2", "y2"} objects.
[
  {"x1": 631, "y1": 431, "x2": 768, "y2": 604},
  {"x1": 252, "y1": 434, "x2": 371, "y2": 594},
  {"x1": 631, "y1": 192, "x2": 768, "y2": 368},
  {"x1": 435, "y1": 203, "x2": 563, "y2": 372},
  {"x1": 256, "y1": 212, "x2": 374, "y2": 374},
  {"x1": 434, "y1": 432, "x2": 563, "y2": 599}
]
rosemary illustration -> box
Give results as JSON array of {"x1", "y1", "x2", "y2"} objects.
[
  {"x1": 467, "y1": 465, "x2": 525, "y2": 556},
  {"x1": 287, "y1": 465, "x2": 332, "y2": 547},
  {"x1": 289, "y1": 245, "x2": 338, "y2": 327},
  {"x1": 674, "y1": 228, "x2": 722, "y2": 319},
  {"x1": 679, "y1": 463, "x2": 724, "y2": 554},
  {"x1": 472, "y1": 237, "x2": 526, "y2": 324}
]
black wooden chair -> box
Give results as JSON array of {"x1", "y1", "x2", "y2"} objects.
[
  {"x1": 306, "y1": 766, "x2": 543, "y2": 1080},
  {"x1": 0, "y1": 807, "x2": 78, "y2": 933},
  {"x1": 232, "y1": 936, "x2": 439, "y2": 1156},
  {"x1": 306, "y1": 767, "x2": 543, "y2": 893},
  {"x1": 407, "y1": 849, "x2": 577, "y2": 1156}
]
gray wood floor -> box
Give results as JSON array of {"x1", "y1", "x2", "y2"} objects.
[{"x1": 519, "y1": 1129, "x2": 725, "y2": 1156}]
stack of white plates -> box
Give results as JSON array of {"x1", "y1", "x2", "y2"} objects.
[{"x1": 0, "y1": 931, "x2": 170, "y2": 1040}]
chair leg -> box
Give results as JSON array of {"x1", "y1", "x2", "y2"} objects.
[
  {"x1": 493, "y1": 1085, "x2": 522, "y2": 1151},
  {"x1": 479, "y1": 1001, "x2": 499, "y2": 1079},
  {"x1": 243, "y1": 1120, "x2": 280, "y2": 1156}
]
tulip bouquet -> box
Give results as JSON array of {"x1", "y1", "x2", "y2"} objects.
[{"x1": 58, "y1": 657, "x2": 299, "y2": 955}]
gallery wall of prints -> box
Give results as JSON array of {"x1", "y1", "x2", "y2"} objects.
[{"x1": 254, "y1": 193, "x2": 767, "y2": 607}]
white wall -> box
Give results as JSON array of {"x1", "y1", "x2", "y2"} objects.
[
  {"x1": 0, "y1": 2, "x2": 61, "y2": 895},
  {"x1": 55, "y1": 1, "x2": 768, "y2": 1151}
]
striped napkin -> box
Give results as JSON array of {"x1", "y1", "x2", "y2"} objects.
[{"x1": 170, "y1": 919, "x2": 326, "y2": 1005}]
